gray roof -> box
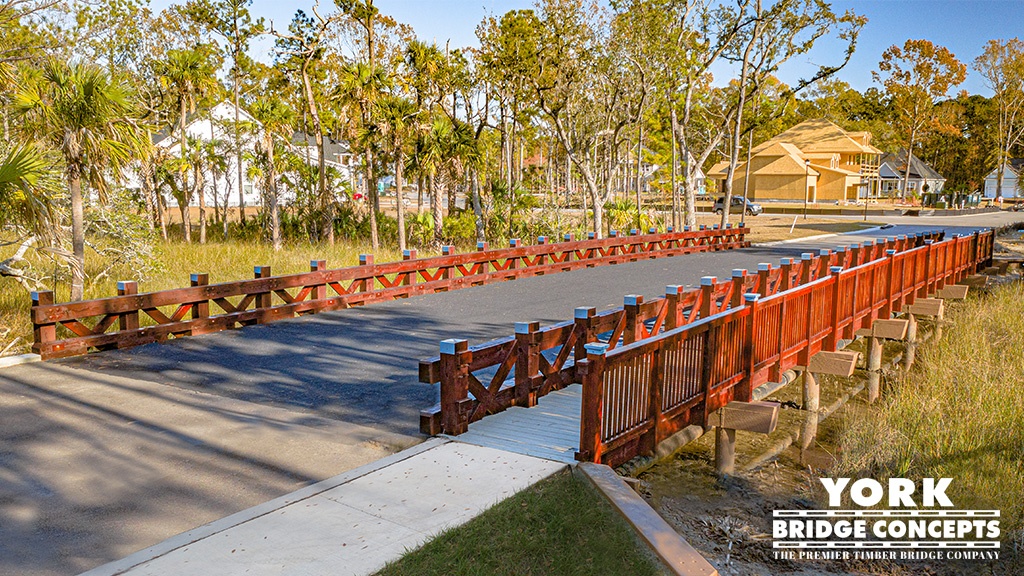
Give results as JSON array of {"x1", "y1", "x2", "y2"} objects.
[{"x1": 879, "y1": 150, "x2": 944, "y2": 181}]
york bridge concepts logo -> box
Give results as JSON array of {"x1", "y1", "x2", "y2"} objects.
[{"x1": 773, "y1": 478, "x2": 1000, "y2": 562}]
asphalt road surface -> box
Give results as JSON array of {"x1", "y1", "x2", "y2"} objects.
[{"x1": 0, "y1": 212, "x2": 1019, "y2": 576}]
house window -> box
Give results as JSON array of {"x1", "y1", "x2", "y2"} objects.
[{"x1": 243, "y1": 184, "x2": 254, "y2": 197}]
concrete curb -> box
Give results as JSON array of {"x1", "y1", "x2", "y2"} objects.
[
  {"x1": 0, "y1": 353, "x2": 41, "y2": 369},
  {"x1": 576, "y1": 462, "x2": 719, "y2": 576},
  {"x1": 753, "y1": 225, "x2": 888, "y2": 247},
  {"x1": 81, "y1": 437, "x2": 448, "y2": 576}
]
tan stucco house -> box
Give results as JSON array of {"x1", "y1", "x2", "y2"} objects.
[{"x1": 708, "y1": 119, "x2": 882, "y2": 203}]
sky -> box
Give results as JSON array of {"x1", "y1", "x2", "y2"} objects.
[{"x1": 147, "y1": 0, "x2": 1024, "y2": 97}]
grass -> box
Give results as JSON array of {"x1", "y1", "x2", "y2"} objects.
[
  {"x1": 838, "y1": 282, "x2": 1024, "y2": 534},
  {"x1": 373, "y1": 471, "x2": 665, "y2": 576}
]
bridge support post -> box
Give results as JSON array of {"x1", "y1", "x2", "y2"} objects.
[
  {"x1": 309, "y1": 261, "x2": 327, "y2": 301},
  {"x1": 866, "y1": 336, "x2": 883, "y2": 403},
  {"x1": 903, "y1": 313, "x2": 918, "y2": 371},
  {"x1": 117, "y1": 281, "x2": 140, "y2": 332},
  {"x1": 714, "y1": 426, "x2": 736, "y2": 476},
  {"x1": 799, "y1": 371, "x2": 820, "y2": 454}
]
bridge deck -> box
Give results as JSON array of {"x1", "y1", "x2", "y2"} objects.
[{"x1": 447, "y1": 385, "x2": 582, "y2": 464}]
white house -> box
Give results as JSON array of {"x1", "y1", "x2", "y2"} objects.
[
  {"x1": 983, "y1": 159, "x2": 1024, "y2": 198},
  {"x1": 878, "y1": 150, "x2": 945, "y2": 197},
  {"x1": 129, "y1": 101, "x2": 356, "y2": 208}
]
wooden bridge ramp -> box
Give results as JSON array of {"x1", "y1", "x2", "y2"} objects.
[{"x1": 445, "y1": 385, "x2": 582, "y2": 464}]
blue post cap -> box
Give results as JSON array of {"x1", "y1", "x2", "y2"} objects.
[
  {"x1": 757, "y1": 263, "x2": 772, "y2": 271},
  {"x1": 610, "y1": 230, "x2": 618, "y2": 237},
  {"x1": 666, "y1": 285, "x2": 684, "y2": 295},
  {"x1": 510, "y1": 239, "x2": 520, "y2": 247},
  {"x1": 743, "y1": 293, "x2": 760, "y2": 302},
  {"x1": 537, "y1": 236, "x2": 546, "y2": 243},
  {"x1": 801, "y1": 252, "x2": 814, "y2": 260},
  {"x1": 630, "y1": 228, "x2": 639, "y2": 235},
  {"x1": 726, "y1": 223, "x2": 733, "y2": 229},
  {"x1": 439, "y1": 338, "x2": 466, "y2": 355},
  {"x1": 712, "y1": 224, "x2": 719, "y2": 230},
  {"x1": 732, "y1": 269, "x2": 746, "y2": 278},
  {"x1": 514, "y1": 322, "x2": 534, "y2": 334},
  {"x1": 564, "y1": 233, "x2": 573, "y2": 241},
  {"x1": 359, "y1": 254, "x2": 371, "y2": 262},
  {"x1": 667, "y1": 226, "x2": 674, "y2": 233},
  {"x1": 863, "y1": 240, "x2": 874, "y2": 247},
  {"x1": 624, "y1": 294, "x2": 642, "y2": 306},
  {"x1": 403, "y1": 249, "x2": 413, "y2": 257},
  {"x1": 683, "y1": 226, "x2": 691, "y2": 232},
  {"x1": 836, "y1": 246, "x2": 846, "y2": 252},
  {"x1": 477, "y1": 241, "x2": 487, "y2": 249},
  {"x1": 925, "y1": 239, "x2": 934, "y2": 245},
  {"x1": 699, "y1": 225, "x2": 706, "y2": 230},
  {"x1": 830, "y1": 266, "x2": 843, "y2": 274},
  {"x1": 588, "y1": 232, "x2": 596, "y2": 239},
  {"x1": 574, "y1": 306, "x2": 595, "y2": 319},
  {"x1": 254, "y1": 266, "x2": 268, "y2": 274},
  {"x1": 649, "y1": 227, "x2": 657, "y2": 234},
  {"x1": 117, "y1": 280, "x2": 130, "y2": 290},
  {"x1": 584, "y1": 342, "x2": 609, "y2": 356},
  {"x1": 886, "y1": 249, "x2": 897, "y2": 256},
  {"x1": 780, "y1": 258, "x2": 793, "y2": 265},
  {"x1": 819, "y1": 249, "x2": 831, "y2": 256},
  {"x1": 190, "y1": 274, "x2": 201, "y2": 282},
  {"x1": 700, "y1": 276, "x2": 717, "y2": 286},
  {"x1": 442, "y1": 245, "x2": 454, "y2": 254}
]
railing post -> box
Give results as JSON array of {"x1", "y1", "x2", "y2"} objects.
[
  {"x1": 882, "y1": 249, "x2": 897, "y2": 318},
  {"x1": 800, "y1": 253, "x2": 814, "y2": 285},
  {"x1": 477, "y1": 241, "x2": 490, "y2": 274},
  {"x1": 850, "y1": 243, "x2": 862, "y2": 267},
  {"x1": 188, "y1": 273, "x2": 209, "y2": 322},
  {"x1": 731, "y1": 269, "x2": 747, "y2": 308},
  {"x1": 922, "y1": 240, "x2": 934, "y2": 297},
  {"x1": 440, "y1": 338, "x2": 471, "y2": 435},
  {"x1": 818, "y1": 249, "x2": 831, "y2": 279},
  {"x1": 825, "y1": 266, "x2": 843, "y2": 350},
  {"x1": 116, "y1": 281, "x2": 139, "y2": 332},
  {"x1": 739, "y1": 293, "x2": 760, "y2": 401},
  {"x1": 254, "y1": 266, "x2": 271, "y2": 311},
  {"x1": 402, "y1": 249, "x2": 418, "y2": 286},
  {"x1": 515, "y1": 321, "x2": 542, "y2": 407},
  {"x1": 30, "y1": 290, "x2": 56, "y2": 356},
  {"x1": 700, "y1": 276, "x2": 717, "y2": 318},
  {"x1": 573, "y1": 306, "x2": 597, "y2": 368},
  {"x1": 577, "y1": 342, "x2": 608, "y2": 463},
  {"x1": 359, "y1": 254, "x2": 374, "y2": 292},
  {"x1": 645, "y1": 345, "x2": 664, "y2": 453},
  {"x1": 665, "y1": 285, "x2": 683, "y2": 330},
  {"x1": 309, "y1": 261, "x2": 327, "y2": 301},
  {"x1": 757, "y1": 263, "x2": 771, "y2": 295},
  {"x1": 623, "y1": 294, "x2": 643, "y2": 344},
  {"x1": 780, "y1": 258, "x2": 793, "y2": 291},
  {"x1": 441, "y1": 246, "x2": 454, "y2": 280}
]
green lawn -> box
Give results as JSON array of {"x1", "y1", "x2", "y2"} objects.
[{"x1": 374, "y1": 471, "x2": 666, "y2": 576}]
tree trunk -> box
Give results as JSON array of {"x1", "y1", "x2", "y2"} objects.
[
  {"x1": 902, "y1": 129, "x2": 917, "y2": 201},
  {"x1": 471, "y1": 168, "x2": 484, "y2": 242},
  {"x1": 671, "y1": 109, "x2": 697, "y2": 228},
  {"x1": 179, "y1": 201, "x2": 191, "y2": 243},
  {"x1": 671, "y1": 122, "x2": 678, "y2": 229},
  {"x1": 395, "y1": 153, "x2": 406, "y2": 251},
  {"x1": 417, "y1": 174, "x2": 424, "y2": 213},
  {"x1": 996, "y1": 157, "x2": 1005, "y2": 199},
  {"x1": 366, "y1": 151, "x2": 379, "y2": 250},
  {"x1": 69, "y1": 172, "x2": 85, "y2": 301},
  {"x1": 196, "y1": 165, "x2": 207, "y2": 244},
  {"x1": 268, "y1": 135, "x2": 281, "y2": 251},
  {"x1": 431, "y1": 174, "x2": 443, "y2": 245},
  {"x1": 301, "y1": 64, "x2": 331, "y2": 244}
]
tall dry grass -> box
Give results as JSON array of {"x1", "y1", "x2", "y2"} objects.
[
  {"x1": 0, "y1": 239, "x2": 414, "y2": 356},
  {"x1": 839, "y1": 282, "x2": 1024, "y2": 533}
]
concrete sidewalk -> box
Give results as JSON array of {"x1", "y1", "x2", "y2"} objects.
[{"x1": 83, "y1": 439, "x2": 565, "y2": 576}]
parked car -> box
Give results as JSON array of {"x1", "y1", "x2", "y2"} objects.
[{"x1": 713, "y1": 196, "x2": 763, "y2": 216}]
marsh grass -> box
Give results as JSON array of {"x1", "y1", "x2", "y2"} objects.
[{"x1": 838, "y1": 282, "x2": 1024, "y2": 532}]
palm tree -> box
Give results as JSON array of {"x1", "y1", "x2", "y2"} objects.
[
  {"x1": 371, "y1": 95, "x2": 419, "y2": 251},
  {"x1": 335, "y1": 62, "x2": 389, "y2": 249},
  {"x1": 159, "y1": 48, "x2": 219, "y2": 244},
  {"x1": 14, "y1": 60, "x2": 146, "y2": 301},
  {"x1": 250, "y1": 97, "x2": 295, "y2": 251}
]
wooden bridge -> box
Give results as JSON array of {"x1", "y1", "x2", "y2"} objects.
[
  {"x1": 422, "y1": 229, "x2": 994, "y2": 468},
  {"x1": 30, "y1": 226, "x2": 748, "y2": 360}
]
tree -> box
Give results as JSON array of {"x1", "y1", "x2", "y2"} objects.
[
  {"x1": 249, "y1": 97, "x2": 294, "y2": 250},
  {"x1": 159, "y1": 47, "x2": 220, "y2": 243},
  {"x1": 370, "y1": 95, "x2": 418, "y2": 251},
  {"x1": 874, "y1": 39, "x2": 966, "y2": 199},
  {"x1": 15, "y1": 60, "x2": 146, "y2": 300},
  {"x1": 335, "y1": 62, "x2": 389, "y2": 249},
  {"x1": 273, "y1": 7, "x2": 340, "y2": 243},
  {"x1": 186, "y1": 0, "x2": 265, "y2": 226},
  {"x1": 974, "y1": 38, "x2": 1024, "y2": 199}
]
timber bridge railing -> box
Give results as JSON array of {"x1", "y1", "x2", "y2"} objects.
[
  {"x1": 30, "y1": 225, "x2": 748, "y2": 360},
  {"x1": 420, "y1": 230, "x2": 994, "y2": 465}
]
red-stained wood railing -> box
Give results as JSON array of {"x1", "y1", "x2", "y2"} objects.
[
  {"x1": 30, "y1": 226, "x2": 750, "y2": 360},
  {"x1": 419, "y1": 230, "x2": 951, "y2": 436},
  {"x1": 576, "y1": 230, "x2": 992, "y2": 467}
]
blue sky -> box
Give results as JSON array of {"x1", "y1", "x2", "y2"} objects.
[{"x1": 148, "y1": 0, "x2": 1024, "y2": 96}]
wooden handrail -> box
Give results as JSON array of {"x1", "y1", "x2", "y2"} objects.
[
  {"x1": 420, "y1": 230, "x2": 953, "y2": 436},
  {"x1": 31, "y1": 226, "x2": 750, "y2": 360}
]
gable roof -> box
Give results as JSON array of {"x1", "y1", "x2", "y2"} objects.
[
  {"x1": 879, "y1": 150, "x2": 944, "y2": 181},
  {"x1": 753, "y1": 155, "x2": 819, "y2": 176},
  {"x1": 754, "y1": 118, "x2": 878, "y2": 156}
]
